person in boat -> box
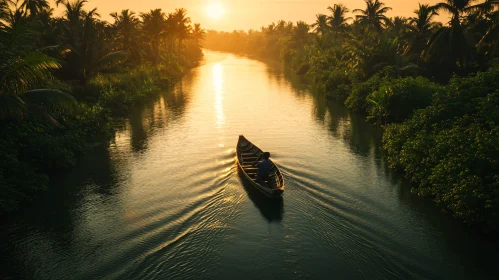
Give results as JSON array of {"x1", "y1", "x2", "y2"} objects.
[{"x1": 252, "y1": 152, "x2": 273, "y2": 186}]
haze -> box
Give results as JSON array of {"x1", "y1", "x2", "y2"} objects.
[{"x1": 53, "y1": 0, "x2": 444, "y2": 31}]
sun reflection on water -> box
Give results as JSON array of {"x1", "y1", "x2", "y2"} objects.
[{"x1": 213, "y1": 63, "x2": 225, "y2": 128}]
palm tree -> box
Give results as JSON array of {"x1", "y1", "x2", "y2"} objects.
[
  {"x1": 275, "y1": 20, "x2": 292, "y2": 36},
  {"x1": 353, "y1": 0, "x2": 392, "y2": 32},
  {"x1": 433, "y1": 0, "x2": 480, "y2": 20},
  {"x1": 171, "y1": 8, "x2": 191, "y2": 49},
  {"x1": 327, "y1": 4, "x2": 351, "y2": 34},
  {"x1": 110, "y1": 9, "x2": 139, "y2": 52},
  {"x1": 191, "y1": 23, "x2": 205, "y2": 47},
  {"x1": 346, "y1": 35, "x2": 414, "y2": 78},
  {"x1": 408, "y1": 4, "x2": 439, "y2": 36},
  {"x1": 140, "y1": 8, "x2": 165, "y2": 63},
  {"x1": 57, "y1": 0, "x2": 88, "y2": 45},
  {"x1": 388, "y1": 16, "x2": 409, "y2": 38},
  {"x1": 1, "y1": 0, "x2": 30, "y2": 29},
  {"x1": 406, "y1": 4, "x2": 439, "y2": 62},
  {"x1": 477, "y1": 8, "x2": 499, "y2": 59},
  {"x1": 293, "y1": 21, "x2": 310, "y2": 46},
  {"x1": 424, "y1": 0, "x2": 490, "y2": 70},
  {"x1": 21, "y1": 0, "x2": 49, "y2": 16},
  {"x1": 58, "y1": 0, "x2": 127, "y2": 85},
  {"x1": 312, "y1": 14, "x2": 329, "y2": 35}
]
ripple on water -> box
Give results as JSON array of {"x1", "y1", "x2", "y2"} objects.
[{"x1": 119, "y1": 179, "x2": 245, "y2": 280}]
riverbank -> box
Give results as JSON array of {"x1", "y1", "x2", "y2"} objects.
[
  {"x1": 204, "y1": 43, "x2": 499, "y2": 232},
  {"x1": 0, "y1": 57, "x2": 201, "y2": 215}
]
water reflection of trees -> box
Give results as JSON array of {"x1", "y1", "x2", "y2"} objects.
[
  {"x1": 0, "y1": 146, "x2": 122, "y2": 280},
  {"x1": 264, "y1": 61, "x2": 382, "y2": 158},
  {"x1": 0, "y1": 71, "x2": 199, "y2": 274},
  {"x1": 3, "y1": 72, "x2": 197, "y2": 258},
  {"x1": 128, "y1": 72, "x2": 193, "y2": 153},
  {"x1": 237, "y1": 168, "x2": 284, "y2": 223},
  {"x1": 328, "y1": 101, "x2": 379, "y2": 157}
]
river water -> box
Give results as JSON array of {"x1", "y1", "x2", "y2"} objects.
[{"x1": 1, "y1": 51, "x2": 498, "y2": 280}]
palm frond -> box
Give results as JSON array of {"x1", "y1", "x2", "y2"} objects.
[
  {"x1": 0, "y1": 23, "x2": 37, "y2": 51},
  {"x1": 467, "y1": 0, "x2": 499, "y2": 13},
  {"x1": 378, "y1": 7, "x2": 392, "y2": 14},
  {"x1": 93, "y1": 50, "x2": 129, "y2": 71},
  {"x1": 23, "y1": 89, "x2": 78, "y2": 114},
  {"x1": 433, "y1": 3, "x2": 458, "y2": 17},
  {"x1": 0, "y1": 52, "x2": 61, "y2": 95},
  {"x1": 0, "y1": 1, "x2": 9, "y2": 25}
]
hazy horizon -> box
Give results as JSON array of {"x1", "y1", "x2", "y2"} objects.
[{"x1": 51, "y1": 0, "x2": 449, "y2": 31}]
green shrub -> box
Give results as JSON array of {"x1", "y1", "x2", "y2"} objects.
[
  {"x1": 345, "y1": 73, "x2": 384, "y2": 113},
  {"x1": 383, "y1": 67, "x2": 499, "y2": 230},
  {"x1": 367, "y1": 77, "x2": 442, "y2": 124},
  {"x1": 316, "y1": 68, "x2": 352, "y2": 102}
]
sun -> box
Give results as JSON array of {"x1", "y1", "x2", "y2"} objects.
[{"x1": 206, "y1": 2, "x2": 225, "y2": 19}]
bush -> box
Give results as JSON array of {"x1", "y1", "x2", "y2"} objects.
[
  {"x1": 383, "y1": 67, "x2": 499, "y2": 230},
  {"x1": 314, "y1": 68, "x2": 352, "y2": 102},
  {"x1": 367, "y1": 76, "x2": 442, "y2": 124},
  {"x1": 345, "y1": 73, "x2": 384, "y2": 113}
]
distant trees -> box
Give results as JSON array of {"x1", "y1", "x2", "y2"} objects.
[
  {"x1": 327, "y1": 4, "x2": 351, "y2": 38},
  {"x1": 110, "y1": 9, "x2": 139, "y2": 52},
  {"x1": 353, "y1": 0, "x2": 392, "y2": 32},
  {"x1": 406, "y1": 4, "x2": 440, "y2": 63},
  {"x1": 206, "y1": 0, "x2": 499, "y2": 80},
  {"x1": 140, "y1": 8, "x2": 165, "y2": 63},
  {"x1": 171, "y1": 8, "x2": 192, "y2": 47},
  {"x1": 312, "y1": 14, "x2": 328, "y2": 35},
  {"x1": 191, "y1": 23, "x2": 206, "y2": 47}
]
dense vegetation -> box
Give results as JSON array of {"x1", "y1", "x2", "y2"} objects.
[
  {"x1": 205, "y1": 0, "x2": 499, "y2": 230},
  {"x1": 0, "y1": 0, "x2": 205, "y2": 213}
]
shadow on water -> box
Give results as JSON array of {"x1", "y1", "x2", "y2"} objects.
[
  {"x1": 236, "y1": 168, "x2": 284, "y2": 223},
  {"x1": 163, "y1": 81, "x2": 189, "y2": 118},
  {"x1": 0, "y1": 146, "x2": 121, "y2": 280},
  {"x1": 126, "y1": 77, "x2": 191, "y2": 153},
  {"x1": 129, "y1": 109, "x2": 148, "y2": 152},
  {"x1": 29, "y1": 146, "x2": 120, "y2": 228},
  {"x1": 322, "y1": 99, "x2": 382, "y2": 157},
  {"x1": 0, "y1": 71, "x2": 199, "y2": 280}
]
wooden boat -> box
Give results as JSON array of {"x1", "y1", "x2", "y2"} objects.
[{"x1": 236, "y1": 135, "x2": 284, "y2": 197}]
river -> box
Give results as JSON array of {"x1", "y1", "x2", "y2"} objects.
[{"x1": 1, "y1": 51, "x2": 498, "y2": 280}]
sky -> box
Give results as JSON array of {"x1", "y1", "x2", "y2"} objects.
[{"x1": 53, "y1": 0, "x2": 448, "y2": 31}]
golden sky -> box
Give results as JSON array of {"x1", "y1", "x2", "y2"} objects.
[{"x1": 54, "y1": 0, "x2": 447, "y2": 31}]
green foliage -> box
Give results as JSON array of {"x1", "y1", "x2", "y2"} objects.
[
  {"x1": 367, "y1": 86, "x2": 392, "y2": 124},
  {"x1": 0, "y1": 18, "x2": 78, "y2": 122},
  {"x1": 345, "y1": 72, "x2": 387, "y2": 113},
  {"x1": 367, "y1": 76, "x2": 441, "y2": 123},
  {"x1": 383, "y1": 66, "x2": 499, "y2": 230},
  {"x1": 314, "y1": 67, "x2": 352, "y2": 102},
  {"x1": 0, "y1": 114, "x2": 94, "y2": 212}
]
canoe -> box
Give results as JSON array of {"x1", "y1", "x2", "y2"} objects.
[{"x1": 236, "y1": 135, "x2": 284, "y2": 197}]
